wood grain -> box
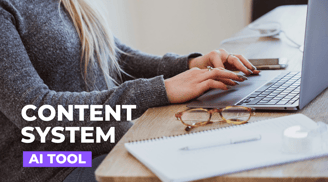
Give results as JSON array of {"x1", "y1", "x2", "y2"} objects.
[{"x1": 96, "y1": 5, "x2": 328, "y2": 182}]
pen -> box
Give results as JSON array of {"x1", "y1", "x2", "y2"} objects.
[{"x1": 180, "y1": 134, "x2": 262, "y2": 151}]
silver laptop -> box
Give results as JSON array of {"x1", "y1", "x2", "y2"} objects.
[{"x1": 187, "y1": 0, "x2": 328, "y2": 111}]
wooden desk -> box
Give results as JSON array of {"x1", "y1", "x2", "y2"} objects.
[{"x1": 96, "y1": 5, "x2": 328, "y2": 182}]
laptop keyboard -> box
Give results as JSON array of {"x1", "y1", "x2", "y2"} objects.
[{"x1": 237, "y1": 72, "x2": 301, "y2": 106}]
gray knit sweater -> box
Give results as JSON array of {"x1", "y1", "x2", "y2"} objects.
[{"x1": 0, "y1": 0, "x2": 201, "y2": 181}]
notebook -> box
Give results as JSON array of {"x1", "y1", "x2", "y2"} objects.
[{"x1": 125, "y1": 114, "x2": 328, "y2": 182}]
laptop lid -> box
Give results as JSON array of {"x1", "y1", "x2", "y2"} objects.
[{"x1": 299, "y1": 0, "x2": 328, "y2": 109}]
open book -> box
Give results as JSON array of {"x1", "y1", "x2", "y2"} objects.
[{"x1": 125, "y1": 114, "x2": 328, "y2": 182}]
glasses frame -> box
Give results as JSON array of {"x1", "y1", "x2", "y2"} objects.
[{"x1": 175, "y1": 106, "x2": 253, "y2": 131}]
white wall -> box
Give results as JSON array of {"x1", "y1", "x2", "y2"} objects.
[{"x1": 102, "y1": 0, "x2": 252, "y2": 55}]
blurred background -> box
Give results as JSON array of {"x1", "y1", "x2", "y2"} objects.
[{"x1": 100, "y1": 0, "x2": 307, "y2": 55}]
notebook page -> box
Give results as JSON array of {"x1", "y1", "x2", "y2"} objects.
[{"x1": 125, "y1": 114, "x2": 327, "y2": 182}]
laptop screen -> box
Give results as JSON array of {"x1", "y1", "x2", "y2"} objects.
[{"x1": 299, "y1": 0, "x2": 328, "y2": 109}]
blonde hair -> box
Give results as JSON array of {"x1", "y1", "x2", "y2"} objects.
[{"x1": 59, "y1": 0, "x2": 122, "y2": 90}]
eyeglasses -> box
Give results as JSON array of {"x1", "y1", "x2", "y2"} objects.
[{"x1": 175, "y1": 106, "x2": 254, "y2": 131}]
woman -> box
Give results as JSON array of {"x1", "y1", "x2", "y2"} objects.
[{"x1": 0, "y1": 0, "x2": 259, "y2": 181}]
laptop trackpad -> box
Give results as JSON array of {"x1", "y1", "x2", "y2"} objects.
[{"x1": 187, "y1": 71, "x2": 284, "y2": 108}]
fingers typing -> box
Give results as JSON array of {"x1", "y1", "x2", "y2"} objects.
[
  {"x1": 227, "y1": 55, "x2": 253, "y2": 75},
  {"x1": 234, "y1": 54, "x2": 260, "y2": 75},
  {"x1": 201, "y1": 68, "x2": 247, "y2": 82},
  {"x1": 199, "y1": 79, "x2": 228, "y2": 93},
  {"x1": 216, "y1": 78, "x2": 239, "y2": 86}
]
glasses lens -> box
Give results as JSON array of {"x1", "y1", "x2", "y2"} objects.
[
  {"x1": 221, "y1": 107, "x2": 250, "y2": 123},
  {"x1": 181, "y1": 109, "x2": 210, "y2": 125}
]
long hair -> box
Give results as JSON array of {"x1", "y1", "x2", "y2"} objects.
[{"x1": 59, "y1": 0, "x2": 122, "y2": 89}]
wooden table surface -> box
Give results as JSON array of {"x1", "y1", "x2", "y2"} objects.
[{"x1": 96, "y1": 5, "x2": 328, "y2": 182}]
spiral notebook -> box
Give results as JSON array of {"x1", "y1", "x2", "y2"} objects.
[{"x1": 125, "y1": 114, "x2": 328, "y2": 182}]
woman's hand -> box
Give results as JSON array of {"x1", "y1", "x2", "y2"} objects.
[
  {"x1": 189, "y1": 49, "x2": 260, "y2": 75},
  {"x1": 164, "y1": 67, "x2": 248, "y2": 103}
]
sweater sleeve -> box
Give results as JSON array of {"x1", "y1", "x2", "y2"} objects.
[
  {"x1": 0, "y1": 12, "x2": 170, "y2": 138},
  {"x1": 115, "y1": 38, "x2": 202, "y2": 80}
]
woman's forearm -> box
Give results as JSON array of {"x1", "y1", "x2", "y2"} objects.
[{"x1": 115, "y1": 38, "x2": 202, "y2": 80}]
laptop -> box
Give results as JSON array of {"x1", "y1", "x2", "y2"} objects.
[{"x1": 187, "y1": 0, "x2": 328, "y2": 111}]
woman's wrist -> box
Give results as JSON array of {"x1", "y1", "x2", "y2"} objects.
[{"x1": 187, "y1": 53, "x2": 203, "y2": 69}]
